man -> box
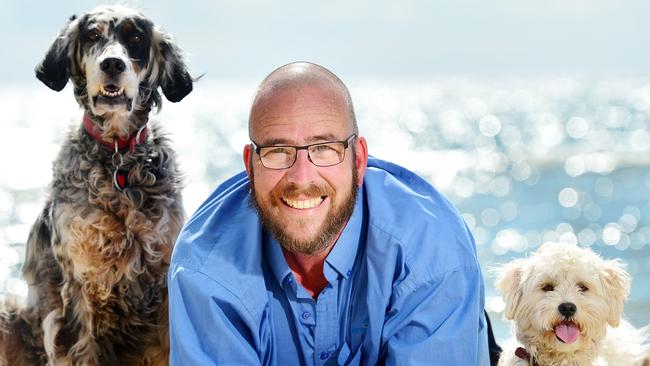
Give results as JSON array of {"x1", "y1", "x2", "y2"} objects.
[{"x1": 169, "y1": 62, "x2": 492, "y2": 365}]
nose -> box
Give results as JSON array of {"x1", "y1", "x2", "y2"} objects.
[
  {"x1": 558, "y1": 302, "x2": 577, "y2": 318},
  {"x1": 285, "y1": 150, "x2": 316, "y2": 184},
  {"x1": 100, "y1": 57, "x2": 126, "y2": 76}
]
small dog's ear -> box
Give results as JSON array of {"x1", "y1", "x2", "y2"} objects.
[
  {"x1": 601, "y1": 259, "x2": 631, "y2": 327},
  {"x1": 495, "y1": 259, "x2": 524, "y2": 320},
  {"x1": 35, "y1": 15, "x2": 76, "y2": 91},
  {"x1": 155, "y1": 29, "x2": 193, "y2": 103}
]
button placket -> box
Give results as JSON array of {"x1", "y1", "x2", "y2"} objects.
[
  {"x1": 296, "y1": 299, "x2": 316, "y2": 330},
  {"x1": 314, "y1": 284, "x2": 338, "y2": 365}
]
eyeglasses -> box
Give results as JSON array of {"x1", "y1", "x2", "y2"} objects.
[{"x1": 251, "y1": 134, "x2": 357, "y2": 170}]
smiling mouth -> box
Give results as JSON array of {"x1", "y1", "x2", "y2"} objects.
[
  {"x1": 93, "y1": 84, "x2": 132, "y2": 109},
  {"x1": 282, "y1": 196, "x2": 326, "y2": 209},
  {"x1": 554, "y1": 320, "x2": 580, "y2": 344},
  {"x1": 100, "y1": 84, "x2": 124, "y2": 98}
]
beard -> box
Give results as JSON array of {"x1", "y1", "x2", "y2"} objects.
[{"x1": 248, "y1": 160, "x2": 360, "y2": 256}]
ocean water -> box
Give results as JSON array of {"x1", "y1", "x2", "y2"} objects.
[{"x1": 1, "y1": 77, "x2": 649, "y2": 343}]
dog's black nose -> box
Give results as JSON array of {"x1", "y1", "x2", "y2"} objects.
[
  {"x1": 558, "y1": 302, "x2": 577, "y2": 318},
  {"x1": 100, "y1": 57, "x2": 126, "y2": 76}
]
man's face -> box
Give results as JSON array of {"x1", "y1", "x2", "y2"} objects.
[{"x1": 244, "y1": 85, "x2": 367, "y2": 255}]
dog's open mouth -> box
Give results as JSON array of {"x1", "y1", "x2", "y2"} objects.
[
  {"x1": 554, "y1": 320, "x2": 580, "y2": 344},
  {"x1": 94, "y1": 84, "x2": 132, "y2": 110}
]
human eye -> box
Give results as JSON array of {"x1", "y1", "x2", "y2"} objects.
[
  {"x1": 311, "y1": 143, "x2": 338, "y2": 153},
  {"x1": 261, "y1": 146, "x2": 292, "y2": 157}
]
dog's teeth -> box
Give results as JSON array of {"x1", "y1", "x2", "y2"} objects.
[{"x1": 100, "y1": 88, "x2": 124, "y2": 98}]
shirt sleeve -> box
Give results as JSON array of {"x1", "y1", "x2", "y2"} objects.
[
  {"x1": 168, "y1": 266, "x2": 262, "y2": 366},
  {"x1": 382, "y1": 264, "x2": 490, "y2": 365}
]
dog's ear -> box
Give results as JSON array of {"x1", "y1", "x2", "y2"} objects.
[
  {"x1": 495, "y1": 259, "x2": 524, "y2": 320},
  {"x1": 154, "y1": 28, "x2": 193, "y2": 103},
  {"x1": 601, "y1": 259, "x2": 631, "y2": 327},
  {"x1": 35, "y1": 15, "x2": 77, "y2": 91}
]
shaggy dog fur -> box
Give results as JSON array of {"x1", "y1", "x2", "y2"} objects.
[
  {"x1": 0, "y1": 5, "x2": 192, "y2": 365},
  {"x1": 495, "y1": 242, "x2": 650, "y2": 366}
]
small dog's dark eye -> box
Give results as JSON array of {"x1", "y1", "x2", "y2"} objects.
[
  {"x1": 578, "y1": 283, "x2": 589, "y2": 292},
  {"x1": 87, "y1": 29, "x2": 101, "y2": 41},
  {"x1": 542, "y1": 284, "x2": 554, "y2": 292},
  {"x1": 130, "y1": 35, "x2": 141, "y2": 44}
]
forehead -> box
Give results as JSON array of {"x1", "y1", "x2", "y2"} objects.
[
  {"x1": 251, "y1": 85, "x2": 351, "y2": 142},
  {"x1": 85, "y1": 7, "x2": 145, "y2": 29},
  {"x1": 528, "y1": 254, "x2": 602, "y2": 281}
]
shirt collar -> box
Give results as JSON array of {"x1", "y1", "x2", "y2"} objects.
[{"x1": 263, "y1": 187, "x2": 365, "y2": 286}]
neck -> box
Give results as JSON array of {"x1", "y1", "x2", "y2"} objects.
[
  {"x1": 284, "y1": 235, "x2": 341, "y2": 299},
  {"x1": 282, "y1": 225, "x2": 348, "y2": 298},
  {"x1": 283, "y1": 245, "x2": 331, "y2": 299},
  {"x1": 83, "y1": 112, "x2": 148, "y2": 152},
  {"x1": 519, "y1": 343, "x2": 597, "y2": 366}
]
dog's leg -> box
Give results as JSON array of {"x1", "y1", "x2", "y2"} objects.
[{"x1": 1, "y1": 304, "x2": 48, "y2": 366}]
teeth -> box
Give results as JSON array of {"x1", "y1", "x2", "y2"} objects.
[
  {"x1": 283, "y1": 197, "x2": 324, "y2": 209},
  {"x1": 99, "y1": 87, "x2": 124, "y2": 98}
]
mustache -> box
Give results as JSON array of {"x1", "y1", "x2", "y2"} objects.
[{"x1": 274, "y1": 182, "x2": 334, "y2": 200}]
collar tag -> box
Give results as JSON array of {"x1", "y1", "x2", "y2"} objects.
[{"x1": 113, "y1": 168, "x2": 129, "y2": 192}]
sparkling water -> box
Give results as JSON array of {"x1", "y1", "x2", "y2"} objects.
[{"x1": 1, "y1": 77, "x2": 649, "y2": 342}]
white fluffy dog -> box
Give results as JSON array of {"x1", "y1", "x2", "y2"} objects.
[{"x1": 495, "y1": 242, "x2": 650, "y2": 365}]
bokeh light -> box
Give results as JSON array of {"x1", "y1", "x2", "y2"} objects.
[{"x1": 2, "y1": 77, "x2": 649, "y2": 343}]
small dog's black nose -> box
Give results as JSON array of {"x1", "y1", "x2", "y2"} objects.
[
  {"x1": 558, "y1": 302, "x2": 577, "y2": 318},
  {"x1": 100, "y1": 57, "x2": 126, "y2": 76}
]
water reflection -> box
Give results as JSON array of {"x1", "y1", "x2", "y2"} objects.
[{"x1": 1, "y1": 78, "x2": 649, "y2": 341}]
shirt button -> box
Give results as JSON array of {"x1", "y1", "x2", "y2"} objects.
[
  {"x1": 301, "y1": 311, "x2": 311, "y2": 320},
  {"x1": 320, "y1": 352, "x2": 330, "y2": 360},
  {"x1": 346, "y1": 269, "x2": 352, "y2": 277}
]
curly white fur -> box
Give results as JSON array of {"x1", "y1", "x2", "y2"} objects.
[{"x1": 495, "y1": 242, "x2": 650, "y2": 366}]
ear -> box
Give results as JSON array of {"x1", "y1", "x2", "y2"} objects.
[
  {"x1": 601, "y1": 259, "x2": 631, "y2": 327},
  {"x1": 495, "y1": 259, "x2": 525, "y2": 320},
  {"x1": 354, "y1": 136, "x2": 368, "y2": 187},
  {"x1": 155, "y1": 28, "x2": 193, "y2": 102},
  {"x1": 35, "y1": 16, "x2": 76, "y2": 91},
  {"x1": 243, "y1": 144, "x2": 253, "y2": 180}
]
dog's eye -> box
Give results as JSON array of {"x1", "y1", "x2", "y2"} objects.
[
  {"x1": 130, "y1": 34, "x2": 142, "y2": 44},
  {"x1": 87, "y1": 29, "x2": 101, "y2": 42},
  {"x1": 578, "y1": 283, "x2": 589, "y2": 292},
  {"x1": 542, "y1": 283, "x2": 554, "y2": 292}
]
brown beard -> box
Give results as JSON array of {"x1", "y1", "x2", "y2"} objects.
[{"x1": 248, "y1": 159, "x2": 359, "y2": 255}]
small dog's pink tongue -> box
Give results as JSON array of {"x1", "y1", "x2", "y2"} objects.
[{"x1": 554, "y1": 321, "x2": 579, "y2": 344}]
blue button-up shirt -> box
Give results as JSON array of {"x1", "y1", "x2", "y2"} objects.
[{"x1": 169, "y1": 157, "x2": 490, "y2": 365}]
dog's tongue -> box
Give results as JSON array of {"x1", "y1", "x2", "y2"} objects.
[{"x1": 554, "y1": 321, "x2": 580, "y2": 344}]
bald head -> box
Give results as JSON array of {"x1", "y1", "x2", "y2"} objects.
[{"x1": 248, "y1": 62, "x2": 358, "y2": 138}]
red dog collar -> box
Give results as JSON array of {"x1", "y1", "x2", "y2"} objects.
[{"x1": 83, "y1": 113, "x2": 148, "y2": 153}]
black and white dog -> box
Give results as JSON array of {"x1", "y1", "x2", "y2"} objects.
[{"x1": 0, "y1": 5, "x2": 192, "y2": 365}]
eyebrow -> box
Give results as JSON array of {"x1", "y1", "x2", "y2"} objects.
[{"x1": 258, "y1": 133, "x2": 340, "y2": 146}]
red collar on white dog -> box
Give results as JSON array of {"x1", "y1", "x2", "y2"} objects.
[{"x1": 82, "y1": 113, "x2": 148, "y2": 153}]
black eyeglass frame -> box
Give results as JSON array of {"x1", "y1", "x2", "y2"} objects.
[{"x1": 250, "y1": 133, "x2": 357, "y2": 170}]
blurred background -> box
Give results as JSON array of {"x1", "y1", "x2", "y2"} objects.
[{"x1": 1, "y1": 0, "x2": 649, "y2": 343}]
